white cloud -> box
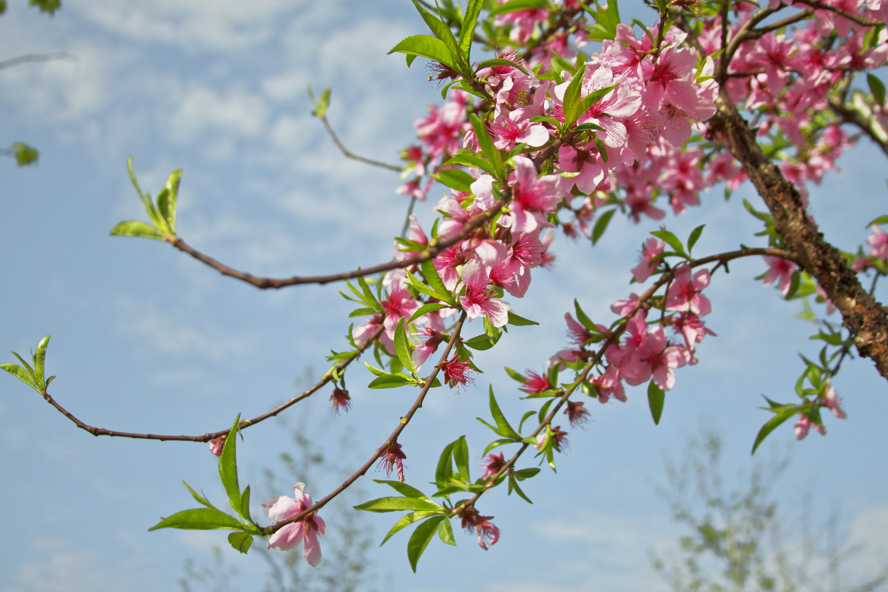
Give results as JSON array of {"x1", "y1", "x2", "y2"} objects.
[
  {"x1": 116, "y1": 298, "x2": 255, "y2": 362},
  {"x1": 71, "y1": 0, "x2": 303, "y2": 51},
  {"x1": 167, "y1": 85, "x2": 270, "y2": 143},
  {"x1": 9, "y1": 538, "x2": 136, "y2": 592}
]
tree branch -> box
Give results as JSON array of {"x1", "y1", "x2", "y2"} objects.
[{"x1": 712, "y1": 96, "x2": 888, "y2": 381}]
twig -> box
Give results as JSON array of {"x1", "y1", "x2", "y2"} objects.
[
  {"x1": 0, "y1": 52, "x2": 78, "y2": 71},
  {"x1": 317, "y1": 113, "x2": 401, "y2": 172}
]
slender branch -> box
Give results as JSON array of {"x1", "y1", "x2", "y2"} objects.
[
  {"x1": 0, "y1": 52, "x2": 78, "y2": 71},
  {"x1": 265, "y1": 312, "x2": 469, "y2": 534},
  {"x1": 828, "y1": 96, "x2": 888, "y2": 159},
  {"x1": 711, "y1": 95, "x2": 888, "y2": 381},
  {"x1": 797, "y1": 0, "x2": 883, "y2": 27},
  {"x1": 166, "y1": 199, "x2": 505, "y2": 289},
  {"x1": 36, "y1": 324, "x2": 386, "y2": 442},
  {"x1": 316, "y1": 112, "x2": 401, "y2": 172},
  {"x1": 462, "y1": 245, "x2": 798, "y2": 511}
]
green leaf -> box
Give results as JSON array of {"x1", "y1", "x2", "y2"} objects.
[
  {"x1": 487, "y1": 387, "x2": 521, "y2": 440},
  {"x1": 868, "y1": 73, "x2": 886, "y2": 107},
  {"x1": 648, "y1": 380, "x2": 665, "y2": 425},
  {"x1": 149, "y1": 507, "x2": 247, "y2": 531},
  {"x1": 573, "y1": 300, "x2": 597, "y2": 332},
  {"x1": 591, "y1": 208, "x2": 616, "y2": 245},
  {"x1": 378, "y1": 479, "x2": 434, "y2": 500},
  {"x1": 507, "y1": 311, "x2": 538, "y2": 326},
  {"x1": 393, "y1": 319, "x2": 418, "y2": 377},
  {"x1": 470, "y1": 113, "x2": 503, "y2": 178},
  {"x1": 687, "y1": 224, "x2": 705, "y2": 253},
  {"x1": 227, "y1": 531, "x2": 253, "y2": 554},
  {"x1": 434, "y1": 168, "x2": 476, "y2": 193},
  {"x1": 0, "y1": 363, "x2": 36, "y2": 390},
  {"x1": 561, "y1": 63, "x2": 587, "y2": 127},
  {"x1": 443, "y1": 152, "x2": 498, "y2": 176},
  {"x1": 475, "y1": 57, "x2": 530, "y2": 76},
  {"x1": 463, "y1": 331, "x2": 501, "y2": 350},
  {"x1": 368, "y1": 373, "x2": 414, "y2": 389},
  {"x1": 574, "y1": 83, "x2": 617, "y2": 123},
  {"x1": 389, "y1": 35, "x2": 460, "y2": 71},
  {"x1": 865, "y1": 214, "x2": 888, "y2": 227},
  {"x1": 219, "y1": 416, "x2": 242, "y2": 516},
  {"x1": 33, "y1": 334, "x2": 49, "y2": 389},
  {"x1": 378, "y1": 510, "x2": 441, "y2": 545},
  {"x1": 239, "y1": 486, "x2": 252, "y2": 523},
  {"x1": 651, "y1": 229, "x2": 687, "y2": 258},
  {"x1": 453, "y1": 435, "x2": 471, "y2": 483},
  {"x1": 410, "y1": 0, "x2": 463, "y2": 70},
  {"x1": 110, "y1": 221, "x2": 164, "y2": 240},
  {"x1": 422, "y1": 259, "x2": 455, "y2": 303},
  {"x1": 9, "y1": 142, "x2": 38, "y2": 166},
  {"x1": 489, "y1": 0, "x2": 547, "y2": 16},
  {"x1": 183, "y1": 482, "x2": 215, "y2": 509},
  {"x1": 408, "y1": 516, "x2": 446, "y2": 572},
  {"x1": 308, "y1": 85, "x2": 332, "y2": 118},
  {"x1": 751, "y1": 407, "x2": 798, "y2": 455},
  {"x1": 435, "y1": 441, "x2": 456, "y2": 485},
  {"x1": 156, "y1": 168, "x2": 182, "y2": 235},
  {"x1": 354, "y1": 496, "x2": 442, "y2": 513},
  {"x1": 459, "y1": 0, "x2": 484, "y2": 59},
  {"x1": 508, "y1": 473, "x2": 533, "y2": 503},
  {"x1": 437, "y1": 517, "x2": 456, "y2": 546},
  {"x1": 408, "y1": 302, "x2": 450, "y2": 324}
]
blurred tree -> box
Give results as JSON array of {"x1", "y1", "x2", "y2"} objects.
[{"x1": 651, "y1": 429, "x2": 888, "y2": 592}]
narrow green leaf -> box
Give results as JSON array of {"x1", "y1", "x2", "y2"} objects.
[
  {"x1": 751, "y1": 408, "x2": 798, "y2": 454},
  {"x1": 435, "y1": 441, "x2": 456, "y2": 486},
  {"x1": 437, "y1": 517, "x2": 457, "y2": 546},
  {"x1": 868, "y1": 73, "x2": 886, "y2": 107},
  {"x1": 591, "y1": 208, "x2": 616, "y2": 245},
  {"x1": 434, "y1": 168, "x2": 476, "y2": 193},
  {"x1": 442, "y1": 152, "x2": 497, "y2": 176},
  {"x1": 488, "y1": 387, "x2": 521, "y2": 440},
  {"x1": 0, "y1": 363, "x2": 36, "y2": 390},
  {"x1": 411, "y1": 0, "x2": 462, "y2": 68},
  {"x1": 475, "y1": 57, "x2": 529, "y2": 76},
  {"x1": 470, "y1": 113, "x2": 503, "y2": 177},
  {"x1": 464, "y1": 332, "x2": 500, "y2": 350},
  {"x1": 408, "y1": 516, "x2": 446, "y2": 572},
  {"x1": 354, "y1": 496, "x2": 442, "y2": 513},
  {"x1": 512, "y1": 467, "x2": 540, "y2": 480},
  {"x1": 508, "y1": 473, "x2": 534, "y2": 503},
  {"x1": 651, "y1": 229, "x2": 687, "y2": 257},
  {"x1": 394, "y1": 319, "x2": 417, "y2": 376},
  {"x1": 149, "y1": 507, "x2": 246, "y2": 531},
  {"x1": 110, "y1": 221, "x2": 164, "y2": 240},
  {"x1": 648, "y1": 381, "x2": 665, "y2": 425},
  {"x1": 686, "y1": 225, "x2": 705, "y2": 254},
  {"x1": 183, "y1": 482, "x2": 215, "y2": 509},
  {"x1": 575, "y1": 83, "x2": 617, "y2": 122},
  {"x1": 33, "y1": 334, "x2": 50, "y2": 389},
  {"x1": 408, "y1": 302, "x2": 450, "y2": 324},
  {"x1": 453, "y1": 436, "x2": 471, "y2": 483},
  {"x1": 377, "y1": 479, "x2": 435, "y2": 500},
  {"x1": 389, "y1": 35, "x2": 460, "y2": 71},
  {"x1": 227, "y1": 531, "x2": 253, "y2": 554},
  {"x1": 368, "y1": 374, "x2": 414, "y2": 389},
  {"x1": 378, "y1": 510, "x2": 440, "y2": 545},
  {"x1": 561, "y1": 63, "x2": 588, "y2": 127},
  {"x1": 239, "y1": 486, "x2": 252, "y2": 523},
  {"x1": 865, "y1": 215, "x2": 888, "y2": 228},
  {"x1": 482, "y1": 437, "x2": 517, "y2": 457},
  {"x1": 459, "y1": 0, "x2": 484, "y2": 59},
  {"x1": 507, "y1": 311, "x2": 538, "y2": 326},
  {"x1": 127, "y1": 157, "x2": 146, "y2": 199},
  {"x1": 11, "y1": 351, "x2": 34, "y2": 376},
  {"x1": 219, "y1": 416, "x2": 242, "y2": 515},
  {"x1": 156, "y1": 168, "x2": 182, "y2": 235},
  {"x1": 489, "y1": 0, "x2": 547, "y2": 16}
]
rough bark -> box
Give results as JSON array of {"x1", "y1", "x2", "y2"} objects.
[{"x1": 711, "y1": 95, "x2": 888, "y2": 382}]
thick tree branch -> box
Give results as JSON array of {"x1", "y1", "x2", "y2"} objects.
[{"x1": 711, "y1": 96, "x2": 888, "y2": 381}]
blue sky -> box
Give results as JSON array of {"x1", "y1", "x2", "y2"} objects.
[{"x1": 1, "y1": 1, "x2": 887, "y2": 591}]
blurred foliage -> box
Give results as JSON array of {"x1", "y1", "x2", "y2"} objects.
[{"x1": 651, "y1": 428, "x2": 888, "y2": 592}]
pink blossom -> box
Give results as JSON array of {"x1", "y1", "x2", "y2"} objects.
[
  {"x1": 631, "y1": 238, "x2": 665, "y2": 283},
  {"x1": 502, "y1": 156, "x2": 564, "y2": 234},
  {"x1": 459, "y1": 260, "x2": 510, "y2": 327},
  {"x1": 621, "y1": 325, "x2": 691, "y2": 391},
  {"x1": 378, "y1": 442, "x2": 407, "y2": 482},
  {"x1": 209, "y1": 435, "x2": 226, "y2": 457},
  {"x1": 520, "y1": 370, "x2": 552, "y2": 394},
  {"x1": 329, "y1": 388, "x2": 351, "y2": 414},
  {"x1": 481, "y1": 452, "x2": 506, "y2": 480},
  {"x1": 821, "y1": 381, "x2": 846, "y2": 419},
  {"x1": 565, "y1": 400, "x2": 590, "y2": 427},
  {"x1": 666, "y1": 264, "x2": 712, "y2": 316},
  {"x1": 762, "y1": 256, "x2": 797, "y2": 296},
  {"x1": 441, "y1": 355, "x2": 476, "y2": 392},
  {"x1": 457, "y1": 505, "x2": 500, "y2": 550},
  {"x1": 262, "y1": 483, "x2": 326, "y2": 566},
  {"x1": 794, "y1": 415, "x2": 825, "y2": 440},
  {"x1": 867, "y1": 226, "x2": 888, "y2": 261}
]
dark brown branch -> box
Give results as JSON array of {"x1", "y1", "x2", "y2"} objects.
[
  {"x1": 265, "y1": 312, "x2": 469, "y2": 534},
  {"x1": 37, "y1": 324, "x2": 385, "y2": 442},
  {"x1": 711, "y1": 95, "x2": 888, "y2": 381},
  {"x1": 316, "y1": 112, "x2": 402, "y2": 172},
  {"x1": 166, "y1": 199, "x2": 505, "y2": 288}
]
